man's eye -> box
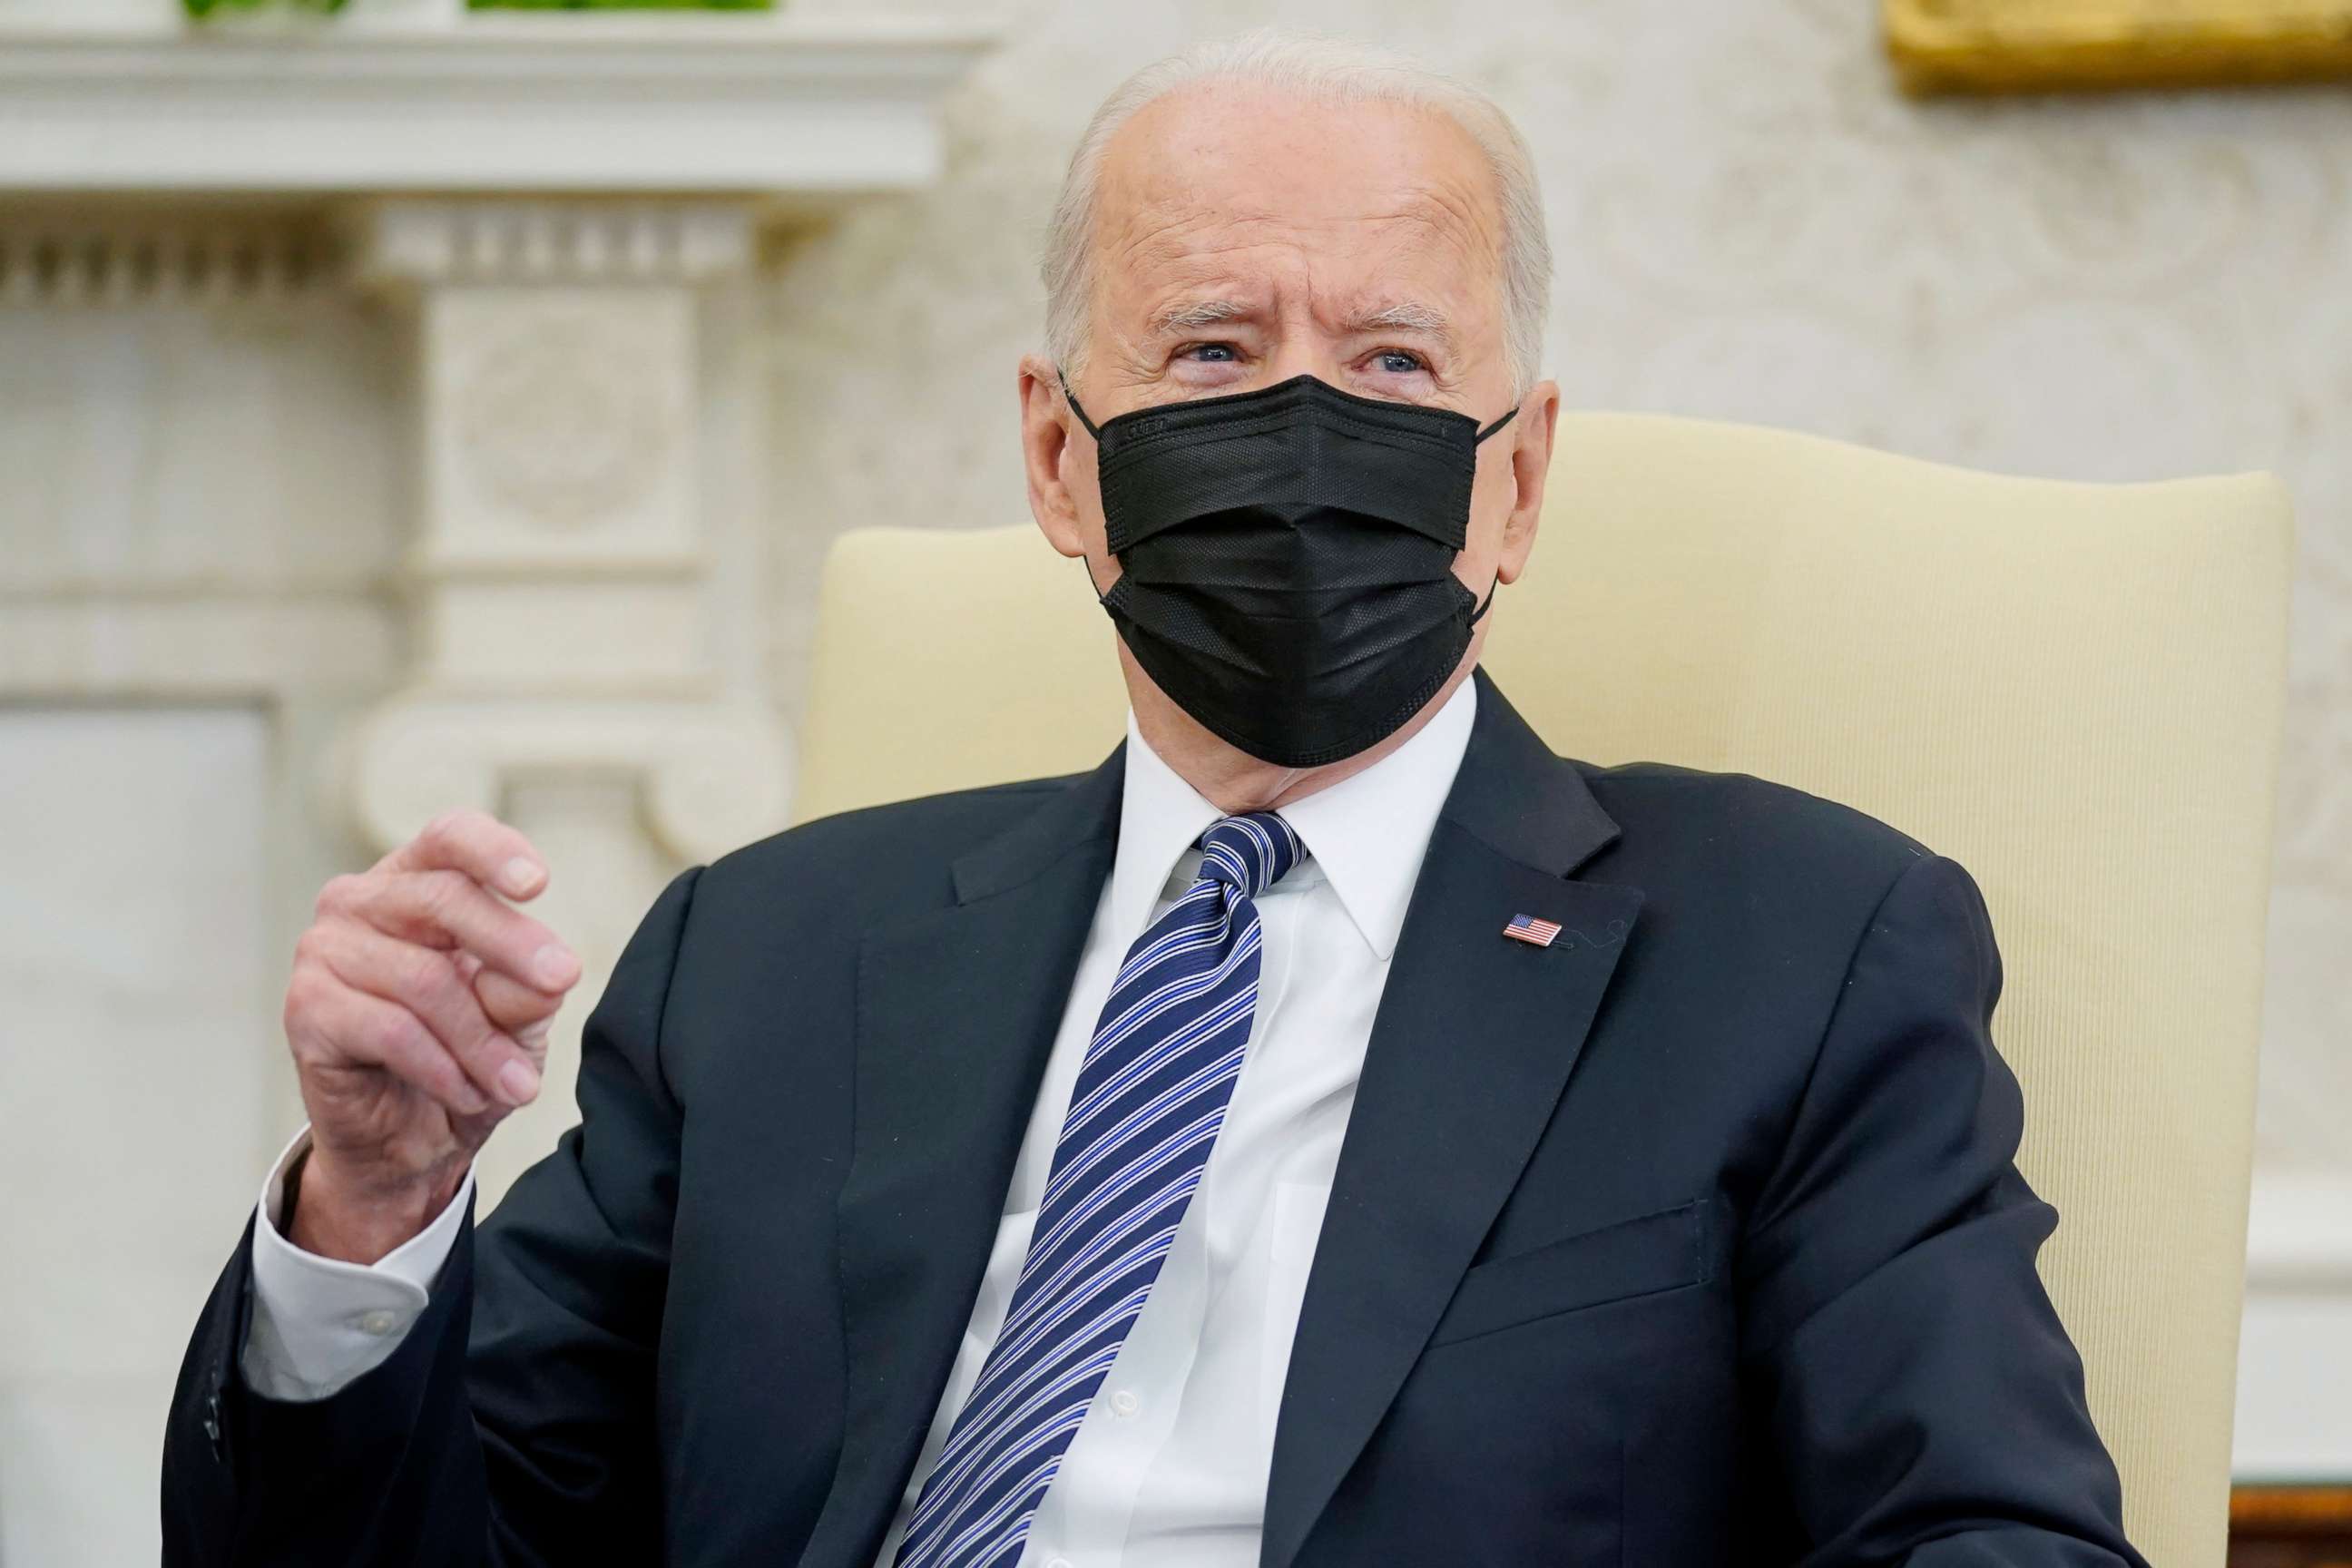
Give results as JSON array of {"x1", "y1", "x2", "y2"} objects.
[
  {"x1": 1374, "y1": 349, "x2": 1426, "y2": 375},
  {"x1": 1183, "y1": 343, "x2": 1240, "y2": 364}
]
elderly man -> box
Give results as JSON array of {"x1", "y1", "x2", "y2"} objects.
[{"x1": 162, "y1": 30, "x2": 2143, "y2": 1568}]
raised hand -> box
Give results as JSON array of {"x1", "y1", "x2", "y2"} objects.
[{"x1": 279, "y1": 809, "x2": 581, "y2": 1263}]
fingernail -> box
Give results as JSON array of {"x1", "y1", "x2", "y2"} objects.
[
  {"x1": 497, "y1": 1059, "x2": 541, "y2": 1106},
  {"x1": 499, "y1": 858, "x2": 543, "y2": 897},
  {"x1": 533, "y1": 944, "x2": 577, "y2": 988}
]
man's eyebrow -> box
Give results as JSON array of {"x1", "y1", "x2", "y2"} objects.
[
  {"x1": 1348, "y1": 301, "x2": 1455, "y2": 339},
  {"x1": 1148, "y1": 299, "x2": 1256, "y2": 337}
]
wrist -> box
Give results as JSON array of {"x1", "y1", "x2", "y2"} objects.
[{"x1": 286, "y1": 1145, "x2": 466, "y2": 1266}]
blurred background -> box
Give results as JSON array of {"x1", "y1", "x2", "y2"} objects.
[{"x1": 0, "y1": 0, "x2": 2345, "y2": 1562}]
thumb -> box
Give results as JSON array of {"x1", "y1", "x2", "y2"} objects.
[{"x1": 472, "y1": 965, "x2": 565, "y2": 1068}]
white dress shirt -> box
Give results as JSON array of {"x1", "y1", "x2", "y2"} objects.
[{"x1": 241, "y1": 677, "x2": 1479, "y2": 1568}]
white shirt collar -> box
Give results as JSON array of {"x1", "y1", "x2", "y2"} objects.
[{"x1": 1107, "y1": 677, "x2": 1479, "y2": 962}]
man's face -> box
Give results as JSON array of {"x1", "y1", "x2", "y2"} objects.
[{"x1": 1020, "y1": 82, "x2": 1559, "y2": 771}]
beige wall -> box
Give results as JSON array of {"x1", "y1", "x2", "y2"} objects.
[{"x1": 770, "y1": 0, "x2": 2349, "y2": 1179}]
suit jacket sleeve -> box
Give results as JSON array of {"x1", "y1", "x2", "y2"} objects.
[
  {"x1": 1738, "y1": 853, "x2": 2150, "y2": 1566},
  {"x1": 162, "y1": 864, "x2": 705, "y2": 1568}
]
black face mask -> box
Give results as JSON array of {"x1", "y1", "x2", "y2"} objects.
[{"x1": 1064, "y1": 373, "x2": 1517, "y2": 769}]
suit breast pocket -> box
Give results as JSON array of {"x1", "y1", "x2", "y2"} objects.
[{"x1": 1427, "y1": 1199, "x2": 1713, "y2": 1348}]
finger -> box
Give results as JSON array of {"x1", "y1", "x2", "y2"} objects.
[
  {"x1": 452, "y1": 951, "x2": 556, "y2": 1058},
  {"x1": 296, "y1": 972, "x2": 494, "y2": 1118},
  {"x1": 313, "y1": 922, "x2": 542, "y2": 1109},
  {"x1": 472, "y1": 965, "x2": 564, "y2": 1046},
  {"x1": 387, "y1": 809, "x2": 550, "y2": 902},
  {"x1": 320, "y1": 870, "x2": 579, "y2": 995}
]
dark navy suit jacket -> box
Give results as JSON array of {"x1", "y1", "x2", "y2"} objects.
[{"x1": 163, "y1": 669, "x2": 2145, "y2": 1566}]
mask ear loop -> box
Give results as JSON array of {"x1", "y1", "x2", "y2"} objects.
[
  {"x1": 1055, "y1": 370, "x2": 1122, "y2": 607},
  {"x1": 1468, "y1": 573, "x2": 1501, "y2": 627},
  {"x1": 1057, "y1": 371, "x2": 1103, "y2": 441},
  {"x1": 1462, "y1": 404, "x2": 1518, "y2": 623}
]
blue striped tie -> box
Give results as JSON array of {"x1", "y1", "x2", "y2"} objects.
[{"x1": 890, "y1": 810, "x2": 1308, "y2": 1568}]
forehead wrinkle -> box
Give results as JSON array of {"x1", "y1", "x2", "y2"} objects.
[
  {"x1": 1093, "y1": 172, "x2": 1508, "y2": 374},
  {"x1": 1126, "y1": 200, "x2": 1469, "y2": 261},
  {"x1": 1085, "y1": 84, "x2": 1514, "y2": 328},
  {"x1": 1112, "y1": 214, "x2": 1476, "y2": 324},
  {"x1": 1105, "y1": 162, "x2": 1482, "y2": 263}
]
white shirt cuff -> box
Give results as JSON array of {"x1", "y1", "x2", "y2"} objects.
[{"x1": 240, "y1": 1125, "x2": 473, "y2": 1403}]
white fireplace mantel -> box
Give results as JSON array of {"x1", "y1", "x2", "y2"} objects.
[
  {"x1": 0, "y1": 9, "x2": 998, "y2": 196},
  {"x1": 0, "y1": 6, "x2": 1004, "y2": 1234}
]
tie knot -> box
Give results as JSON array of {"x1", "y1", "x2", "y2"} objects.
[{"x1": 1196, "y1": 812, "x2": 1306, "y2": 899}]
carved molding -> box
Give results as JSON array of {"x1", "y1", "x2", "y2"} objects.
[
  {"x1": 426, "y1": 287, "x2": 695, "y2": 557},
  {"x1": 0, "y1": 197, "x2": 751, "y2": 309},
  {"x1": 347, "y1": 194, "x2": 793, "y2": 854},
  {"x1": 0, "y1": 212, "x2": 343, "y2": 305},
  {"x1": 0, "y1": 5, "x2": 1000, "y2": 880},
  {"x1": 348, "y1": 695, "x2": 792, "y2": 867},
  {"x1": 352, "y1": 200, "x2": 755, "y2": 289},
  {"x1": 0, "y1": 15, "x2": 1001, "y2": 195},
  {"x1": 454, "y1": 328, "x2": 671, "y2": 533}
]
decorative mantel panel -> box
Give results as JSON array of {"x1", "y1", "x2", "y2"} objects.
[
  {"x1": 359, "y1": 201, "x2": 751, "y2": 699},
  {"x1": 0, "y1": 14, "x2": 993, "y2": 1561},
  {"x1": 0, "y1": 1, "x2": 992, "y2": 1152},
  {"x1": 341, "y1": 192, "x2": 799, "y2": 1200}
]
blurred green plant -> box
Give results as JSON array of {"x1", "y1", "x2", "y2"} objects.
[{"x1": 184, "y1": 0, "x2": 348, "y2": 15}]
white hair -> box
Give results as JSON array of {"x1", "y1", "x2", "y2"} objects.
[{"x1": 1043, "y1": 29, "x2": 1553, "y2": 397}]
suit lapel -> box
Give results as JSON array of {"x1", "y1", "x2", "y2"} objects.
[
  {"x1": 1259, "y1": 670, "x2": 1643, "y2": 1568},
  {"x1": 798, "y1": 752, "x2": 1125, "y2": 1568}
]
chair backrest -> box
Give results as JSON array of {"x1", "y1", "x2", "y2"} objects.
[{"x1": 794, "y1": 410, "x2": 2295, "y2": 1566}]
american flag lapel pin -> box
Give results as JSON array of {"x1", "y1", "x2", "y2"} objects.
[{"x1": 1503, "y1": 912, "x2": 1563, "y2": 948}]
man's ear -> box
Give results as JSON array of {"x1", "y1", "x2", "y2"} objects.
[
  {"x1": 1496, "y1": 380, "x2": 1562, "y2": 586},
  {"x1": 1020, "y1": 353, "x2": 1089, "y2": 559}
]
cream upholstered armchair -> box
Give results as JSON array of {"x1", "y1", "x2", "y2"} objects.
[{"x1": 792, "y1": 412, "x2": 2295, "y2": 1566}]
